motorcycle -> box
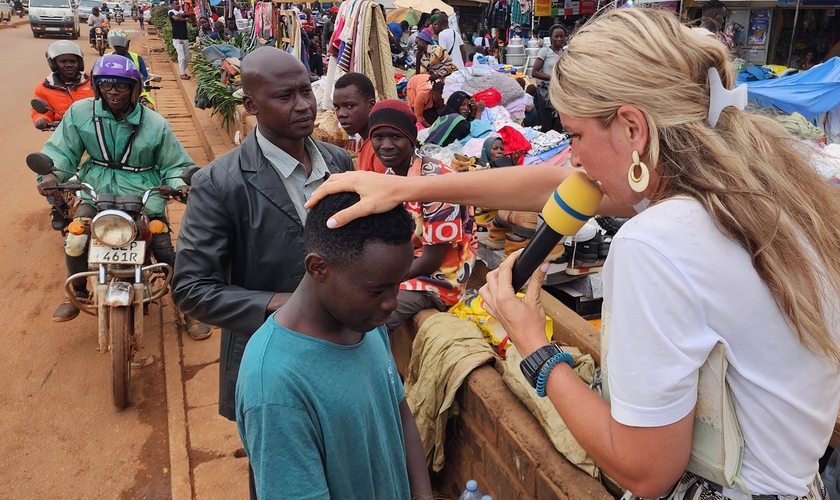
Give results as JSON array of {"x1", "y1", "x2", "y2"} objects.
[
  {"x1": 92, "y1": 25, "x2": 109, "y2": 56},
  {"x1": 130, "y1": 5, "x2": 138, "y2": 20},
  {"x1": 14, "y1": 5, "x2": 25, "y2": 17},
  {"x1": 31, "y1": 98, "x2": 77, "y2": 234},
  {"x1": 113, "y1": 7, "x2": 123, "y2": 24},
  {"x1": 26, "y1": 152, "x2": 198, "y2": 409}
]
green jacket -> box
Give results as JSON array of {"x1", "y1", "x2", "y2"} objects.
[{"x1": 41, "y1": 98, "x2": 191, "y2": 217}]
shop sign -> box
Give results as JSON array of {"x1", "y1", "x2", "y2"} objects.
[
  {"x1": 534, "y1": 0, "x2": 552, "y2": 15},
  {"x1": 551, "y1": 0, "x2": 562, "y2": 15},
  {"x1": 580, "y1": 0, "x2": 596, "y2": 14},
  {"x1": 748, "y1": 9, "x2": 770, "y2": 46},
  {"x1": 564, "y1": 0, "x2": 580, "y2": 15}
]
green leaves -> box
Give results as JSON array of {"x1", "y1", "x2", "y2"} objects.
[{"x1": 191, "y1": 51, "x2": 241, "y2": 132}]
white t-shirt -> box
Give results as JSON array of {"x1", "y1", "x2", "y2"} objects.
[
  {"x1": 439, "y1": 29, "x2": 466, "y2": 76},
  {"x1": 603, "y1": 197, "x2": 840, "y2": 495}
]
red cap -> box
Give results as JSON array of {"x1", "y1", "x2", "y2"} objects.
[{"x1": 328, "y1": 6, "x2": 338, "y2": 13}]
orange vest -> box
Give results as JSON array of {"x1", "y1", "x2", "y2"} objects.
[{"x1": 31, "y1": 72, "x2": 94, "y2": 125}]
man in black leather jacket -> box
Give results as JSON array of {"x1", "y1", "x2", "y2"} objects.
[{"x1": 172, "y1": 47, "x2": 353, "y2": 424}]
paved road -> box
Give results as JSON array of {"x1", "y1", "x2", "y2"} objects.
[{"x1": 0, "y1": 21, "x2": 172, "y2": 499}]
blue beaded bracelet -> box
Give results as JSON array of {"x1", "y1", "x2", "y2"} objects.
[{"x1": 535, "y1": 351, "x2": 575, "y2": 397}]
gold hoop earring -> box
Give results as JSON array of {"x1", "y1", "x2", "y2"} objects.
[{"x1": 628, "y1": 151, "x2": 650, "y2": 193}]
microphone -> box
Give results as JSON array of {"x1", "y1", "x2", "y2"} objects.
[{"x1": 510, "y1": 171, "x2": 603, "y2": 291}]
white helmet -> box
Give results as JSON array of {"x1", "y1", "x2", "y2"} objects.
[{"x1": 46, "y1": 41, "x2": 85, "y2": 73}]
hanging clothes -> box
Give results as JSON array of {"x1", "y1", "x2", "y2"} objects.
[
  {"x1": 510, "y1": 0, "x2": 531, "y2": 27},
  {"x1": 487, "y1": 0, "x2": 509, "y2": 30}
]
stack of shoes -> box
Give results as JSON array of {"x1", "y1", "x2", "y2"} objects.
[
  {"x1": 565, "y1": 220, "x2": 611, "y2": 276},
  {"x1": 480, "y1": 220, "x2": 509, "y2": 250},
  {"x1": 503, "y1": 233, "x2": 528, "y2": 256},
  {"x1": 495, "y1": 210, "x2": 538, "y2": 238}
]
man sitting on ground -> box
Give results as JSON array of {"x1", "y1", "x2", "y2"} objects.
[
  {"x1": 236, "y1": 191, "x2": 433, "y2": 499},
  {"x1": 366, "y1": 100, "x2": 476, "y2": 332}
]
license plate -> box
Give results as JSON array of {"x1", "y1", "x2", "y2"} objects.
[
  {"x1": 88, "y1": 240, "x2": 145, "y2": 265},
  {"x1": 45, "y1": 27, "x2": 60, "y2": 31}
]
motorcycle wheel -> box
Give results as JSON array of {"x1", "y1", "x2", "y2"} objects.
[
  {"x1": 110, "y1": 305, "x2": 132, "y2": 410},
  {"x1": 97, "y1": 40, "x2": 105, "y2": 56}
]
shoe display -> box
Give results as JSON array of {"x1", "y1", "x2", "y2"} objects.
[
  {"x1": 52, "y1": 288, "x2": 90, "y2": 322},
  {"x1": 495, "y1": 210, "x2": 538, "y2": 238},
  {"x1": 503, "y1": 233, "x2": 529, "y2": 257},
  {"x1": 484, "y1": 221, "x2": 510, "y2": 250}
]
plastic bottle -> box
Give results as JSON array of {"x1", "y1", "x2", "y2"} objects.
[
  {"x1": 481, "y1": 496, "x2": 493, "y2": 500},
  {"x1": 458, "y1": 480, "x2": 484, "y2": 500}
]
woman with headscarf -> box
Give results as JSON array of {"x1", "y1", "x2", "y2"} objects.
[
  {"x1": 425, "y1": 91, "x2": 484, "y2": 147},
  {"x1": 414, "y1": 28, "x2": 457, "y2": 77},
  {"x1": 480, "y1": 136, "x2": 506, "y2": 167}
]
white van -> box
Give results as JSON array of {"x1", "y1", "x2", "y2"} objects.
[{"x1": 29, "y1": 0, "x2": 80, "y2": 38}]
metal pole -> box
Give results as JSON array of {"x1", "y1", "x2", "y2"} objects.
[{"x1": 786, "y1": 0, "x2": 801, "y2": 68}]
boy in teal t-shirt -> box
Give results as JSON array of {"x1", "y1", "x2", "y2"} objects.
[{"x1": 235, "y1": 192, "x2": 433, "y2": 500}]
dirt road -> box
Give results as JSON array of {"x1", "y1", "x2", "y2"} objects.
[{"x1": 0, "y1": 21, "x2": 171, "y2": 499}]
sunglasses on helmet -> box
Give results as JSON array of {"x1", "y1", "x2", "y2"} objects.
[{"x1": 98, "y1": 81, "x2": 133, "y2": 92}]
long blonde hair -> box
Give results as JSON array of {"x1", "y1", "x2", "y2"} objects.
[{"x1": 552, "y1": 8, "x2": 840, "y2": 365}]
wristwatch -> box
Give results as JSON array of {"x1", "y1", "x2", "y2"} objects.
[{"x1": 520, "y1": 344, "x2": 564, "y2": 388}]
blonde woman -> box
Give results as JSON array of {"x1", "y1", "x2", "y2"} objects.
[{"x1": 307, "y1": 8, "x2": 840, "y2": 499}]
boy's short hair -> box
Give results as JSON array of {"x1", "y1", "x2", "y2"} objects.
[
  {"x1": 526, "y1": 84, "x2": 537, "y2": 96},
  {"x1": 305, "y1": 192, "x2": 414, "y2": 266},
  {"x1": 334, "y1": 73, "x2": 376, "y2": 102}
]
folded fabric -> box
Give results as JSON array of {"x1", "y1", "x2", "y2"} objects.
[
  {"x1": 499, "y1": 345, "x2": 600, "y2": 478},
  {"x1": 472, "y1": 87, "x2": 503, "y2": 108},
  {"x1": 498, "y1": 125, "x2": 531, "y2": 155},
  {"x1": 404, "y1": 313, "x2": 498, "y2": 472}
]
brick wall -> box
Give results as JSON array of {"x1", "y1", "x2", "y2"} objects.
[{"x1": 392, "y1": 309, "x2": 614, "y2": 500}]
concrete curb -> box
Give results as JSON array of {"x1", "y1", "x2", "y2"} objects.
[{"x1": 163, "y1": 307, "x2": 193, "y2": 500}]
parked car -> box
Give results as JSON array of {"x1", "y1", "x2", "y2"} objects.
[
  {"x1": 29, "y1": 0, "x2": 79, "y2": 38},
  {"x1": 0, "y1": 0, "x2": 12, "y2": 22}
]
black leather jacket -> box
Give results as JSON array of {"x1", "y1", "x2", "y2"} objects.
[{"x1": 172, "y1": 131, "x2": 353, "y2": 420}]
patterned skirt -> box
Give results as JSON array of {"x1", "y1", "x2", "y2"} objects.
[{"x1": 652, "y1": 471, "x2": 828, "y2": 500}]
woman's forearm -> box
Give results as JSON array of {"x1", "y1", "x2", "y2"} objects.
[{"x1": 401, "y1": 165, "x2": 568, "y2": 212}]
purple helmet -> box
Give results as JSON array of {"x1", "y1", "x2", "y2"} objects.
[{"x1": 91, "y1": 54, "x2": 143, "y2": 102}]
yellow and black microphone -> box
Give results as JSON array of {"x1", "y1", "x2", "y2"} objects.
[{"x1": 510, "y1": 171, "x2": 604, "y2": 291}]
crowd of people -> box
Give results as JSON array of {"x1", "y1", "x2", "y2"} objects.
[{"x1": 28, "y1": 4, "x2": 840, "y2": 500}]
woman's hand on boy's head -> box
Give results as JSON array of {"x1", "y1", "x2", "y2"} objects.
[{"x1": 306, "y1": 171, "x2": 406, "y2": 228}]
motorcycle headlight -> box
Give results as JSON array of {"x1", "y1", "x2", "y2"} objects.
[{"x1": 91, "y1": 210, "x2": 136, "y2": 248}]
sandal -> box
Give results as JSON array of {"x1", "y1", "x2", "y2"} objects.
[{"x1": 180, "y1": 74, "x2": 191, "y2": 80}]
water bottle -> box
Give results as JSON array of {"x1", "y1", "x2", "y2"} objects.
[
  {"x1": 481, "y1": 496, "x2": 493, "y2": 500},
  {"x1": 458, "y1": 480, "x2": 483, "y2": 500}
]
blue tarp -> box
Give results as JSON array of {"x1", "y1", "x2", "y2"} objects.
[{"x1": 746, "y1": 57, "x2": 840, "y2": 120}]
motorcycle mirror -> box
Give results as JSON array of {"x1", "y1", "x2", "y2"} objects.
[
  {"x1": 148, "y1": 73, "x2": 162, "y2": 83},
  {"x1": 26, "y1": 152, "x2": 55, "y2": 175},
  {"x1": 181, "y1": 166, "x2": 200, "y2": 186},
  {"x1": 31, "y1": 98, "x2": 50, "y2": 115}
]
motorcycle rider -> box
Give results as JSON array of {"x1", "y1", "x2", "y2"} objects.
[
  {"x1": 34, "y1": 55, "x2": 212, "y2": 339},
  {"x1": 88, "y1": 6, "x2": 109, "y2": 47},
  {"x1": 32, "y1": 41, "x2": 94, "y2": 230},
  {"x1": 107, "y1": 29, "x2": 148, "y2": 80},
  {"x1": 13, "y1": 0, "x2": 24, "y2": 15},
  {"x1": 107, "y1": 29, "x2": 155, "y2": 109}
]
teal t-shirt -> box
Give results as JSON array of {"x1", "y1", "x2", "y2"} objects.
[{"x1": 236, "y1": 316, "x2": 411, "y2": 500}]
